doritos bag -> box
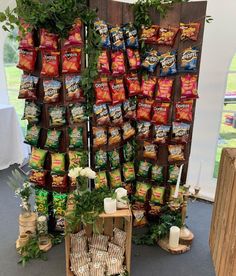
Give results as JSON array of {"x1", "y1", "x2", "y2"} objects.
[
  {"x1": 62, "y1": 48, "x2": 81, "y2": 74},
  {"x1": 17, "y1": 49, "x2": 37, "y2": 72},
  {"x1": 41, "y1": 51, "x2": 60, "y2": 77}
]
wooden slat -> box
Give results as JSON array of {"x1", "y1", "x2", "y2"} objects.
[
  {"x1": 114, "y1": 217, "x2": 124, "y2": 230},
  {"x1": 103, "y1": 217, "x2": 114, "y2": 237},
  {"x1": 99, "y1": 208, "x2": 131, "y2": 218},
  {"x1": 125, "y1": 215, "x2": 132, "y2": 274},
  {"x1": 209, "y1": 148, "x2": 236, "y2": 276}
]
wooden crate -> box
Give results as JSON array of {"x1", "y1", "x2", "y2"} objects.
[
  {"x1": 209, "y1": 148, "x2": 236, "y2": 276},
  {"x1": 65, "y1": 209, "x2": 132, "y2": 276}
]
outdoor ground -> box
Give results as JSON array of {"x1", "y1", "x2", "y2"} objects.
[{"x1": 4, "y1": 62, "x2": 236, "y2": 178}]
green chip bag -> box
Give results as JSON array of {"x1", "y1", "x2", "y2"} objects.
[
  {"x1": 168, "y1": 165, "x2": 180, "y2": 184},
  {"x1": 53, "y1": 192, "x2": 67, "y2": 217},
  {"x1": 109, "y1": 169, "x2": 122, "y2": 188},
  {"x1": 137, "y1": 161, "x2": 151, "y2": 178},
  {"x1": 45, "y1": 129, "x2": 61, "y2": 149},
  {"x1": 35, "y1": 189, "x2": 49, "y2": 216},
  {"x1": 108, "y1": 149, "x2": 120, "y2": 170},
  {"x1": 123, "y1": 141, "x2": 134, "y2": 162},
  {"x1": 25, "y1": 124, "x2": 40, "y2": 146},
  {"x1": 51, "y1": 153, "x2": 66, "y2": 174},
  {"x1": 68, "y1": 151, "x2": 87, "y2": 170},
  {"x1": 95, "y1": 150, "x2": 107, "y2": 170},
  {"x1": 22, "y1": 101, "x2": 40, "y2": 124},
  {"x1": 169, "y1": 185, "x2": 185, "y2": 202},
  {"x1": 69, "y1": 127, "x2": 83, "y2": 149},
  {"x1": 49, "y1": 106, "x2": 66, "y2": 127},
  {"x1": 152, "y1": 165, "x2": 163, "y2": 182},
  {"x1": 135, "y1": 182, "x2": 151, "y2": 202},
  {"x1": 69, "y1": 103, "x2": 86, "y2": 124},
  {"x1": 123, "y1": 162, "x2": 135, "y2": 182},
  {"x1": 95, "y1": 171, "x2": 108, "y2": 189},
  {"x1": 150, "y1": 186, "x2": 165, "y2": 204},
  {"x1": 29, "y1": 147, "x2": 47, "y2": 170}
]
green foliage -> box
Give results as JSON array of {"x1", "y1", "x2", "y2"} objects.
[
  {"x1": 18, "y1": 237, "x2": 47, "y2": 267},
  {"x1": 133, "y1": 209, "x2": 182, "y2": 245},
  {"x1": 65, "y1": 187, "x2": 114, "y2": 234}
]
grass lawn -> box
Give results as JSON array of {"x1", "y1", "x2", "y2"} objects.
[{"x1": 3, "y1": 64, "x2": 236, "y2": 178}]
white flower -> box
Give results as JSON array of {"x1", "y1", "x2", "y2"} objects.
[
  {"x1": 15, "y1": 188, "x2": 21, "y2": 196},
  {"x1": 23, "y1": 182, "x2": 31, "y2": 188},
  {"x1": 68, "y1": 167, "x2": 83, "y2": 178},
  {"x1": 80, "y1": 167, "x2": 96, "y2": 179}
]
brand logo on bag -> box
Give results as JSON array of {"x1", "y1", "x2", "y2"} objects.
[
  {"x1": 182, "y1": 50, "x2": 197, "y2": 62},
  {"x1": 161, "y1": 55, "x2": 175, "y2": 67}
]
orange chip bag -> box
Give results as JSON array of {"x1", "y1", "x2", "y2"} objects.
[
  {"x1": 93, "y1": 127, "x2": 107, "y2": 147},
  {"x1": 94, "y1": 77, "x2": 112, "y2": 105},
  {"x1": 155, "y1": 78, "x2": 174, "y2": 102},
  {"x1": 143, "y1": 141, "x2": 157, "y2": 160},
  {"x1": 175, "y1": 100, "x2": 193, "y2": 122},
  {"x1": 41, "y1": 51, "x2": 60, "y2": 77},
  {"x1": 141, "y1": 76, "x2": 156, "y2": 98},
  {"x1": 126, "y1": 48, "x2": 141, "y2": 70},
  {"x1": 108, "y1": 127, "x2": 121, "y2": 145},
  {"x1": 125, "y1": 73, "x2": 141, "y2": 97},
  {"x1": 168, "y1": 145, "x2": 185, "y2": 162},
  {"x1": 140, "y1": 25, "x2": 159, "y2": 43},
  {"x1": 19, "y1": 21, "x2": 34, "y2": 49},
  {"x1": 152, "y1": 103, "x2": 170, "y2": 125},
  {"x1": 64, "y1": 18, "x2": 83, "y2": 47},
  {"x1": 97, "y1": 50, "x2": 110, "y2": 74},
  {"x1": 180, "y1": 22, "x2": 200, "y2": 41},
  {"x1": 137, "y1": 99, "x2": 153, "y2": 122},
  {"x1": 109, "y1": 78, "x2": 126, "y2": 105},
  {"x1": 17, "y1": 49, "x2": 37, "y2": 72},
  {"x1": 111, "y1": 51, "x2": 126, "y2": 75},
  {"x1": 40, "y1": 29, "x2": 58, "y2": 50},
  {"x1": 157, "y1": 26, "x2": 179, "y2": 46},
  {"x1": 180, "y1": 74, "x2": 198, "y2": 100},
  {"x1": 62, "y1": 48, "x2": 81, "y2": 74}
]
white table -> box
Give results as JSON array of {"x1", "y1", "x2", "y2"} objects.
[{"x1": 0, "y1": 104, "x2": 29, "y2": 170}]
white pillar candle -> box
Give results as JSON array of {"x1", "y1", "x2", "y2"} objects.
[
  {"x1": 115, "y1": 188, "x2": 128, "y2": 209},
  {"x1": 169, "y1": 226, "x2": 180, "y2": 249},
  {"x1": 174, "y1": 164, "x2": 184, "y2": 198},
  {"x1": 104, "y1": 198, "x2": 117, "y2": 214}
]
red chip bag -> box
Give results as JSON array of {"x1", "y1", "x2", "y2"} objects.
[
  {"x1": 97, "y1": 50, "x2": 110, "y2": 74},
  {"x1": 109, "y1": 78, "x2": 126, "y2": 105},
  {"x1": 152, "y1": 102, "x2": 170, "y2": 125},
  {"x1": 17, "y1": 49, "x2": 37, "y2": 72},
  {"x1": 157, "y1": 27, "x2": 179, "y2": 46},
  {"x1": 137, "y1": 99, "x2": 153, "y2": 121},
  {"x1": 180, "y1": 22, "x2": 200, "y2": 41},
  {"x1": 140, "y1": 25, "x2": 159, "y2": 43},
  {"x1": 175, "y1": 100, "x2": 193, "y2": 122},
  {"x1": 62, "y1": 48, "x2": 81, "y2": 74},
  {"x1": 94, "y1": 77, "x2": 112, "y2": 105},
  {"x1": 64, "y1": 18, "x2": 83, "y2": 47},
  {"x1": 125, "y1": 73, "x2": 141, "y2": 97},
  {"x1": 111, "y1": 51, "x2": 126, "y2": 75},
  {"x1": 18, "y1": 21, "x2": 34, "y2": 49},
  {"x1": 180, "y1": 74, "x2": 198, "y2": 100},
  {"x1": 40, "y1": 29, "x2": 58, "y2": 50},
  {"x1": 155, "y1": 78, "x2": 174, "y2": 102},
  {"x1": 127, "y1": 48, "x2": 141, "y2": 70},
  {"x1": 41, "y1": 51, "x2": 60, "y2": 77},
  {"x1": 141, "y1": 76, "x2": 157, "y2": 98}
]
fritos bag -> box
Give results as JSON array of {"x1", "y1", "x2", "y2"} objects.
[
  {"x1": 62, "y1": 48, "x2": 81, "y2": 74},
  {"x1": 157, "y1": 26, "x2": 179, "y2": 46},
  {"x1": 180, "y1": 22, "x2": 200, "y2": 41},
  {"x1": 41, "y1": 51, "x2": 60, "y2": 77},
  {"x1": 140, "y1": 25, "x2": 159, "y2": 43}
]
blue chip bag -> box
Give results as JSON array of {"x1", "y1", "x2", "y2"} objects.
[
  {"x1": 123, "y1": 23, "x2": 139, "y2": 49},
  {"x1": 159, "y1": 51, "x2": 177, "y2": 76},
  {"x1": 94, "y1": 19, "x2": 111, "y2": 48},
  {"x1": 142, "y1": 49, "x2": 159, "y2": 73},
  {"x1": 180, "y1": 47, "x2": 198, "y2": 72},
  {"x1": 109, "y1": 25, "x2": 125, "y2": 51}
]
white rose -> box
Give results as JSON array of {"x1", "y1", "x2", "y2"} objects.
[
  {"x1": 83, "y1": 167, "x2": 96, "y2": 179},
  {"x1": 68, "y1": 168, "x2": 79, "y2": 178},
  {"x1": 79, "y1": 168, "x2": 86, "y2": 177}
]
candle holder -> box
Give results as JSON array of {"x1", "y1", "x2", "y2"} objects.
[{"x1": 179, "y1": 185, "x2": 201, "y2": 245}]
